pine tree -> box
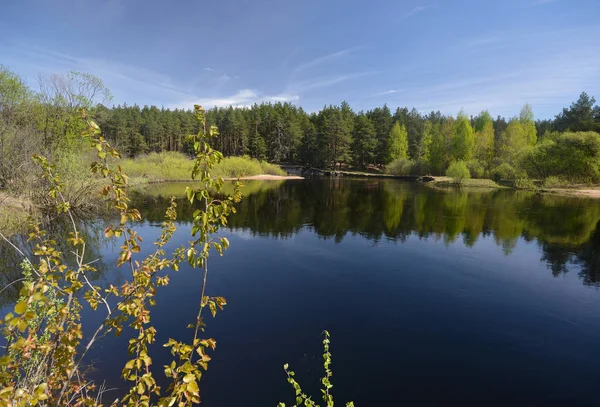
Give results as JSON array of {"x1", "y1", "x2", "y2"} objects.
[{"x1": 351, "y1": 114, "x2": 377, "y2": 168}]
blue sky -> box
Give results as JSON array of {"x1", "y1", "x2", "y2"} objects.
[{"x1": 1, "y1": 0, "x2": 599, "y2": 118}]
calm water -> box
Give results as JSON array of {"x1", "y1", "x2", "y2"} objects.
[{"x1": 2, "y1": 178, "x2": 600, "y2": 406}]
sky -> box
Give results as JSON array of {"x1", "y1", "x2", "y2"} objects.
[{"x1": 1, "y1": 0, "x2": 599, "y2": 118}]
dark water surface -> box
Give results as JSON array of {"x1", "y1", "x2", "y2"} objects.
[{"x1": 3, "y1": 178, "x2": 600, "y2": 406}]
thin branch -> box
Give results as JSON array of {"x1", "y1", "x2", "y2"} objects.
[{"x1": 0, "y1": 278, "x2": 28, "y2": 296}]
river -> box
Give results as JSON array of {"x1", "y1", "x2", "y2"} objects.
[{"x1": 2, "y1": 178, "x2": 600, "y2": 406}]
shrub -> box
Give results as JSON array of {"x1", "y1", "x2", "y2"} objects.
[
  {"x1": 259, "y1": 161, "x2": 287, "y2": 176},
  {"x1": 120, "y1": 151, "x2": 194, "y2": 181},
  {"x1": 446, "y1": 161, "x2": 471, "y2": 183},
  {"x1": 212, "y1": 155, "x2": 263, "y2": 178},
  {"x1": 514, "y1": 178, "x2": 536, "y2": 189},
  {"x1": 386, "y1": 158, "x2": 414, "y2": 175},
  {"x1": 543, "y1": 176, "x2": 564, "y2": 189},
  {"x1": 0, "y1": 107, "x2": 242, "y2": 406},
  {"x1": 520, "y1": 131, "x2": 600, "y2": 182},
  {"x1": 466, "y1": 160, "x2": 485, "y2": 179},
  {"x1": 410, "y1": 159, "x2": 430, "y2": 176},
  {"x1": 491, "y1": 163, "x2": 518, "y2": 182},
  {"x1": 120, "y1": 152, "x2": 286, "y2": 180}
]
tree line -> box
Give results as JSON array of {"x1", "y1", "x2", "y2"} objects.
[
  {"x1": 94, "y1": 93, "x2": 600, "y2": 182},
  {"x1": 2, "y1": 64, "x2": 600, "y2": 187}
]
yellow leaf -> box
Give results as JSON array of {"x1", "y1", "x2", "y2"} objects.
[{"x1": 14, "y1": 301, "x2": 27, "y2": 314}]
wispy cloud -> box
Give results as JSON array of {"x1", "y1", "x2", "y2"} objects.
[
  {"x1": 402, "y1": 4, "x2": 436, "y2": 20},
  {"x1": 15, "y1": 46, "x2": 190, "y2": 98},
  {"x1": 397, "y1": 48, "x2": 600, "y2": 116},
  {"x1": 372, "y1": 89, "x2": 399, "y2": 97},
  {"x1": 170, "y1": 90, "x2": 301, "y2": 110},
  {"x1": 530, "y1": 0, "x2": 559, "y2": 5},
  {"x1": 292, "y1": 47, "x2": 363, "y2": 74},
  {"x1": 466, "y1": 36, "x2": 504, "y2": 48},
  {"x1": 203, "y1": 67, "x2": 214, "y2": 72},
  {"x1": 218, "y1": 73, "x2": 231, "y2": 82},
  {"x1": 286, "y1": 72, "x2": 378, "y2": 95},
  {"x1": 267, "y1": 94, "x2": 300, "y2": 103}
]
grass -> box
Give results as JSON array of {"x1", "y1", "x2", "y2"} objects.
[
  {"x1": 120, "y1": 152, "x2": 287, "y2": 182},
  {"x1": 427, "y1": 177, "x2": 504, "y2": 188},
  {"x1": 0, "y1": 193, "x2": 32, "y2": 236}
]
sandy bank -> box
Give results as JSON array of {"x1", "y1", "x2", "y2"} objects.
[
  {"x1": 544, "y1": 188, "x2": 600, "y2": 199},
  {"x1": 225, "y1": 174, "x2": 304, "y2": 181}
]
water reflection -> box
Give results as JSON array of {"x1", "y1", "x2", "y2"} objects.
[{"x1": 131, "y1": 179, "x2": 600, "y2": 286}]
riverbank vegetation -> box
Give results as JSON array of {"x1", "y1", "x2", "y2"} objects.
[
  {"x1": 0, "y1": 66, "x2": 285, "y2": 233},
  {"x1": 0, "y1": 105, "x2": 246, "y2": 406},
  {"x1": 1, "y1": 64, "x2": 600, "y2": 229},
  {"x1": 120, "y1": 152, "x2": 286, "y2": 182},
  {"x1": 91, "y1": 89, "x2": 600, "y2": 188}
]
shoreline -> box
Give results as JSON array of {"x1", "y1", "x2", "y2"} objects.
[{"x1": 138, "y1": 174, "x2": 304, "y2": 184}]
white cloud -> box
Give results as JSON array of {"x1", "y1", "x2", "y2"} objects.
[
  {"x1": 267, "y1": 94, "x2": 300, "y2": 102},
  {"x1": 466, "y1": 36, "x2": 504, "y2": 48},
  {"x1": 399, "y1": 48, "x2": 600, "y2": 116},
  {"x1": 218, "y1": 73, "x2": 231, "y2": 82},
  {"x1": 372, "y1": 89, "x2": 399, "y2": 97},
  {"x1": 402, "y1": 4, "x2": 436, "y2": 19},
  {"x1": 204, "y1": 67, "x2": 214, "y2": 72},
  {"x1": 292, "y1": 47, "x2": 363, "y2": 74},
  {"x1": 16, "y1": 46, "x2": 190, "y2": 99},
  {"x1": 170, "y1": 90, "x2": 301, "y2": 110},
  {"x1": 531, "y1": 0, "x2": 559, "y2": 5},
  {"x1": 287, "y1": 72, "x2": 377, "y2": 94}
]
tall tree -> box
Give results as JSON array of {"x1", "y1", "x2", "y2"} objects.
[
  {"x1": 473, "y1": 110, "x2": 495, "y2": 171},
  {"x1": 554, "y1": 92, "x2": 600, "y2": 132},
  {"x1": 519, "y1": 104, "x2": 537, "y2": 146},
  {"x1": 451, "y1": 111, "x2": 475, "y2": 161},
  {"x1": 368, "y1": 104, "x2": 393, "y2": 166},
  {"x1": 351, "y1": 113, "x2": 377, "y2": 168},
  {"x1": 388, "y1": 121, "x2": 408, "y2": 162}
]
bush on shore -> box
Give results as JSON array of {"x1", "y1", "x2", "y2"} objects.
[
  {"x1": 385, "y1": 158, "x2": 414, "y2": 175},
  {"x1": 120, "y1": 152, "x2": 286, "y2": 181},
  {"x1": 446, "y1": 161, "x2": 471, "y2": 183}
]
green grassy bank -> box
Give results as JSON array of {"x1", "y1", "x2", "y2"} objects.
[{"x1": 120, "y1": 152, "x2": 287, "y2": 182}]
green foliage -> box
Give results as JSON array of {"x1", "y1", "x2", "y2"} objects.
[
  {"x1": 473, "y1": 111, "x2": 495, "y2": 171},
  {"x1": 0, "y1": 105, "x2": 242, "y2": 406},
  {"x1": 542, "y1": 176, "x2": 564, "y2": 189},
  {"x1": 555, "y1": 92, "x2": 600, "y2": 133},
  {"x1": 423, "y1": 119, "x2": 452, "y2": 175},
  {"x1": 520, "y1": 131, "x2": 600, "y2": 182},
  {"x1": 446, "y1": 161, "x2": 471, "y2": 183},
  {"x1": 388, "y1": 121, "x2": 409, "y2": 162},
  {"x1": 491, "y1": 163, "x2": 519, "y2": 182},
  {"x1": 121, "y1": 151, "x2": 195, "y2": 181},
  {"x1": 351, "y1": 114, "x2": 377, "y2": 168},
  {"x1": 367, "y1": 105, "x2": 393, "y2": 166},
  {"x1": 3, "y1": 63, "x2": 600, "y2": 202},
  {"x1": 466, "y1": 160, "x2": 485, "y2": 179},
  {"x1": 260, "y1": 161, "x2": 287, "y2": 176},
  {"x1": 120, "y1": 151, "x2": 286, "y2": 181},
  {"x1": 451, "y1": 111, "x2": 475, "y2": 161},
  {"x1": 279, "y1": 331, "x2": 354, "y2": 407},
  {"x1": 386, "y1": 158, "x2": 414, "y2": 175},
  {"x1": 249, "y1": 131, "x2": 267, "y2": 161},
  {"x1": 497, "y1": 107, "x2": 537, "y2": 165}
]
